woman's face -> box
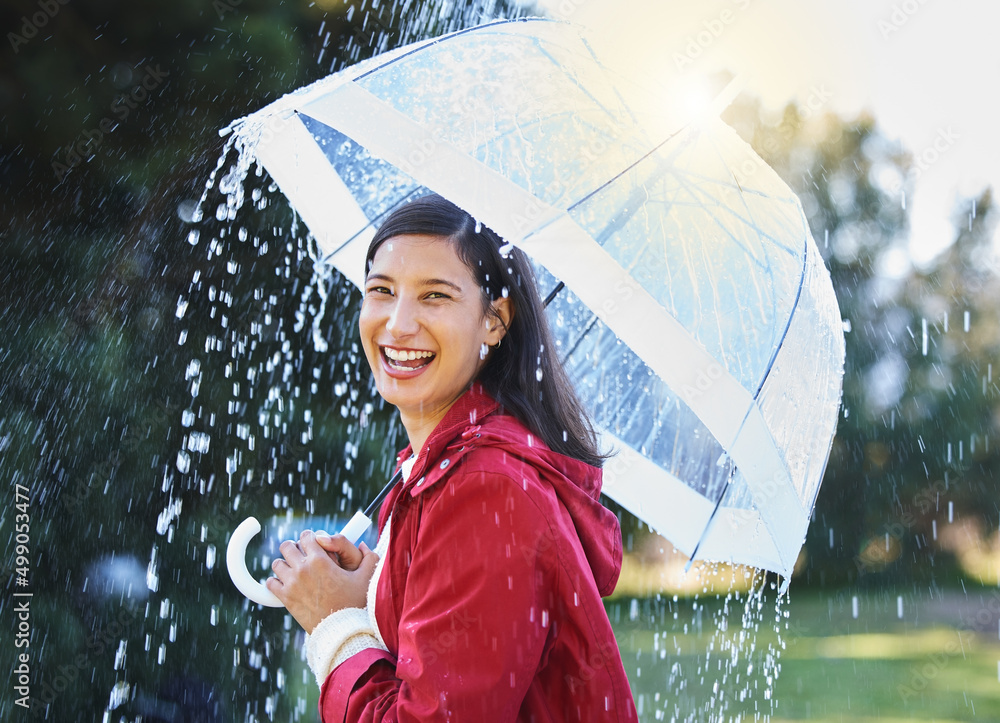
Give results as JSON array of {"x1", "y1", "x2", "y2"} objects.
[{"x1": 359, "y1": 234, "x2": 509, "y2": 423}]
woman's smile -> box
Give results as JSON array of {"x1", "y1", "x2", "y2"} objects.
[{"x1": 380, "y1": 345, "x2": 436, "y2": 375}]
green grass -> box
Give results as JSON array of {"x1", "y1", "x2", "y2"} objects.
[{"x1": 608, "y1": 589, "x2": 1000, "y2": 721}]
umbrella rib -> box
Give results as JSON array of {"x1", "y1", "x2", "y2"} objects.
[
  {"x1": 656, "y1": 137, "x2": 801, "y2": 259},
  {"x1": 534, "y1": 43, "x2": 641, "y2": 129},
  {"x1": 650, "y1": 131, "x2": 812, "y2": 571},
  {"x1": 684, "y1": 466, "x2": 736, "y2": 572},
  {"x1": 750, "y1": 226, "x2": 810, "y2": 397},
  {"x1": 577, "y1": 140, "x2": 788, "y2": 376},
  {"x1": 558, "y1": 312, "x2": 601, "y2": 367},
  {"x1": 667, "y1": 169, "x2": 797, "y2": 264},
  {"x1": 566, "y1": 124, "x2": 692, "y2": 214},
  {"x1": 542, "y1": 281, "x2": 564, "y2": 308},
  {"x1": 675, "y1": 170, "x2": 772, "y2": 365},
  {"x1": 702, "y1": 130, "x2": 812, "y2": 397}
]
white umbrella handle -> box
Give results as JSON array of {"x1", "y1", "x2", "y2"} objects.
[{"x1": 226, "y1": 511, "x2": 373, "y2": 608}]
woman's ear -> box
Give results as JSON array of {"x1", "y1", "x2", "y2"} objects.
[{"x1": 486, "y1": 296, "x2": 513, "y2": 346}]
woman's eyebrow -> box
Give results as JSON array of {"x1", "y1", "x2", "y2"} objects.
[
  {"x1": 366, "y1": 273, "x2": 463, "y2": 293},
  {"x1": 421, "y1": 278, "x2": 463, "y2": 293}
]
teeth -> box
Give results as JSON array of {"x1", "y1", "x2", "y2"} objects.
[{"x1": 383, "y1": 347, "x2": 435, "y2": 362}]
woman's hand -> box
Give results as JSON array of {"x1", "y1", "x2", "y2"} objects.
[{"x1": 265, "y1": 530, "x2": 379, "y2": 633}]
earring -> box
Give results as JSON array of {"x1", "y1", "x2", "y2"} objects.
[
  {"x1": 480, "y1": 342, "x2": 489, "y2": 360},
  {"x1": 492, "y1": 338, "x2": 502, "y2": 350}
]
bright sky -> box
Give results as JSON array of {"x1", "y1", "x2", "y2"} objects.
[{"x1": 536, "y1": 0, "x2": 1000, "y2": 269}]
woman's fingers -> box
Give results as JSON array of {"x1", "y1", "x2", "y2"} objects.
[
  {"x1": 273, "y1": 529, "x2": 367, "y2": 571},
  {"x1": 278, "y1": 538, "x2": 305, "y2": 563},
  {"x1": 270, "y1": 557, "x2": 289, "y2": 572},
  {"x1": 357, "y1": 542, "x2": 380, "y2": 577},
  {"x1": 264, "y1": 575, "x2": 283, "y2": 595},
  {"x1": 313, "y1": 531, "x2": 364, "y2": 571}
]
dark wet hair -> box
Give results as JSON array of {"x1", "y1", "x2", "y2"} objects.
[{"x1": 365, "y1": 193, "x2": 605, "y2": 468}]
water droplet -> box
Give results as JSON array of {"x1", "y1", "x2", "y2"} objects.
[
  {"x1": 188, "y1": 431, "x2": 211, "y2": 454},
  {"x1": 177, "y1": 199, "x2": 200, "y2": 223}
]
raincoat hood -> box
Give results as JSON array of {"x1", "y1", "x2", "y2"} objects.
[{"x1": 385, "y1": 382, "x2": 623, "y2": 596}]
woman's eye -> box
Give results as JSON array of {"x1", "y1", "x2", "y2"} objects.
[
  {"x1": 367, "y1": 286, "x2": 391, "y2": 295},
  {"x1": 426, "y1": 292, "x2": 450, "y2": 300}
]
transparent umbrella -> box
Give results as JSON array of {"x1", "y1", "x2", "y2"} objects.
[{"x1": 224, "y1": 17, "x2": 845, "y2": 580}]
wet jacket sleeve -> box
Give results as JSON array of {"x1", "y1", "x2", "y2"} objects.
[{"x1": 318, "y1": 469, "x2": 553, "y2": 722}]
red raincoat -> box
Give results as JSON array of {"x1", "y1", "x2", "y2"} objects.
[{"x1": 319, "y1": 384, "x2": 638, "y2": 722}]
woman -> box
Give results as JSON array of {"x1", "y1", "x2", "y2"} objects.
[{"x1": 266, "y1": 194, "x2": 638, "y2": 722}]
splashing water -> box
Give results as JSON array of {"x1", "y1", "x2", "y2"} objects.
[{"x1": 617, "y1": 568, "x2": 791, "y2": 722}]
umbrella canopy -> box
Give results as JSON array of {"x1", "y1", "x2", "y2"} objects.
[{"x1": 224, "y1": 18, "x2": 845, "y2": 578}]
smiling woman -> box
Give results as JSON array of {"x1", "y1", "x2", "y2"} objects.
[{"x1": 266, "y1": 193, "x2": 638, "y2": 722}]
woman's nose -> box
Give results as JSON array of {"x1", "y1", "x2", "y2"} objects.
[{"x1": 386, "y1": 297, "x2": 420, "y2": 337}]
